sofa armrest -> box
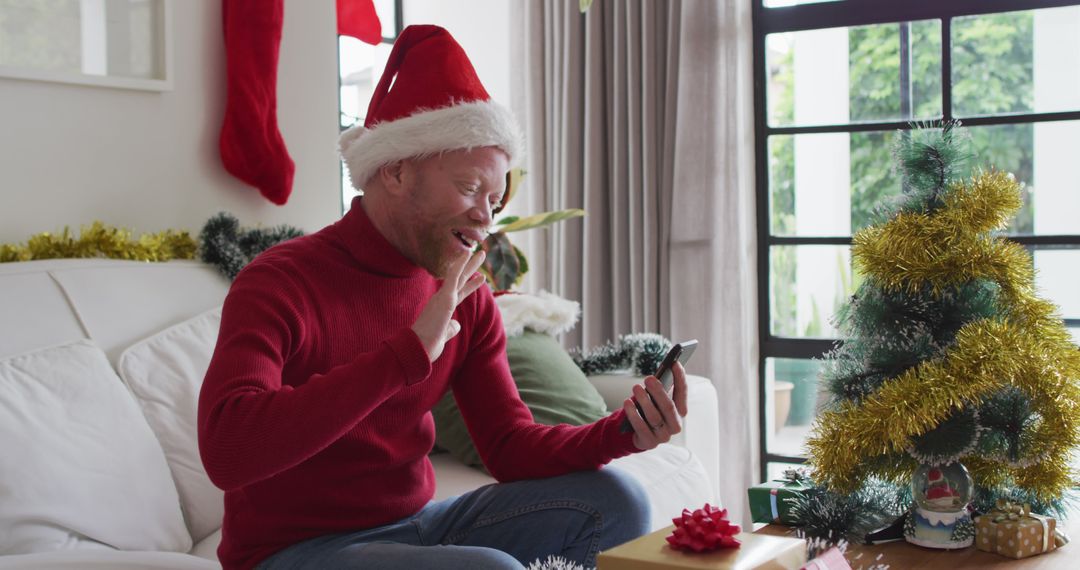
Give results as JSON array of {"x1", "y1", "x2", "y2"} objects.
[{"x1": 587, "y1": 373, "x2": 720, "y2": 504}]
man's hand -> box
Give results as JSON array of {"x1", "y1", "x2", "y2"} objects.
[
  {"x1": 412, "y1": 249, "x2": 487, "y2": 362},
  {"x1": 622, "y1": 362, "x2": 689, "y2": 451}
]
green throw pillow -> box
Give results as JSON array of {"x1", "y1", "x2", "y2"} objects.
[{"x1": 431, "y1": 330, "x2": 611, "y2": 470}]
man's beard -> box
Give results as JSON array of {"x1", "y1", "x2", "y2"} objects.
[
  {"x1": 414, "y1": 226, "x2": 454, "y2": 278},
  {"x1": 402, "y1": 173, "x2": 483, "y2": 279}
]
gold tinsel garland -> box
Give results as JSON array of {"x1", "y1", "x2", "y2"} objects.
[
  {"x1": 852, "y1": 171, "x2": 1029, "y2": 299},
  {"x1": 807, "y1": 169, "x2": 1080, "y2": 500},
  {"x1": 0, "y1": 222, "x2": 197, "y2": 263},
  {"x1": 807, "y1": 316, "x2": 1080, "y2": 499}
]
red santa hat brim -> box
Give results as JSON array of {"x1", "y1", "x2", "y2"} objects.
[{"x1": 339, "y1": 99, "x2": 523, "y2": 191}]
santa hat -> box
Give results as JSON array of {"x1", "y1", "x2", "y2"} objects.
[{"x1": 338, "y1": 25, "x2": 524, "y2": 195}]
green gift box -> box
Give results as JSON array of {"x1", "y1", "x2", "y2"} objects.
[{"x1": 747, "y1": 477, "x2": 811, "y2": 525}]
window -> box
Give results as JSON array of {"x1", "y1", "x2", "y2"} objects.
[
  {"x1": 338, "y1": 0, "x2": 403, "y2": 213},
  {"x1": 752, "y1": 0, "x2": 1080, "y2": 481}
]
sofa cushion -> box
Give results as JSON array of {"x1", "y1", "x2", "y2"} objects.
[
  {"x1": 116, "y1": 308, "x2": 223, "y2": 543},
  {"x1": 47, "y1": 261, "x2": 229, "y2": 365},
  {"x1": 431, "y1": 330, "x2": 610, "y2": 470},
  {"x1": 607, "y1": 443, "x2": 716, "y2": 531},
  {"x1": 0, "y1": 340, "x2": 192, "y2": 555}
]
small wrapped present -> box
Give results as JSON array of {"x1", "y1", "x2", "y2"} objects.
[
  {"x1": 974, "y1": 500, "x2": 1058, "y2": 559},
  {"x1": 748, "y1": 468, "x2": 812, "y2": 525},
  {"x1": 666, "y1": 504, "x2": 742, "y2": 552},
  {"x1": 598, "y1": 526, "x2": 806, "y2": 569},
  {"x1": 801, "y1": 546, "x2": 850, "y2": 570}
]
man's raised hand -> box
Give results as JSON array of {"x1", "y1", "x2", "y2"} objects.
[{"x1": 411, "y1": 249, "x2": 487, "y2": 362}]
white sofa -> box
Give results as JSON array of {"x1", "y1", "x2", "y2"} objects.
[{"x1": 0, "y1": 258, "x2": 720, "y2": 569}]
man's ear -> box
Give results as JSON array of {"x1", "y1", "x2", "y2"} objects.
[{"x1": 376, "y1": 160, "x2": 411, "y2": 195}]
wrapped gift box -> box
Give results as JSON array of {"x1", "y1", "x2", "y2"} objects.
[
  {"x1": 748, "y1": 479, "x2": 811, "y2": 525},
  {"x1": 801, "y1": 546, "x2": 850, "y2": 570},
  {"x1": 974, "y1": 503, "x2": 1057, "y2": 560},
  {"x1": 597, "y1": 526, "x2": 807, "y2": 569}
]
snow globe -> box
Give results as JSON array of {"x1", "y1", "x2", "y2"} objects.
[{"x1": 904, "y1": 462, "x2": 975, "y2": 549}]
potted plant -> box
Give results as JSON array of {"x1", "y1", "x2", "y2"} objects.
[{"x1": 479, "y1": 168, "x2": 585, "y2": 291}]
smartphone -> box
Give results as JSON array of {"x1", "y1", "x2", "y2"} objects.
[{"x1": 619, "y1": 340, "x2": 698, "y2": 434}]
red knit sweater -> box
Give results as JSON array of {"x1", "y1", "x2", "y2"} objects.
[{"x1": 197, "y1": 199, "x2": 639, "y2": 570}]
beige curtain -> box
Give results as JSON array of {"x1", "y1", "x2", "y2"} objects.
[{"x1": 510, "y1": 0, "x2": 758, "y2": 525}]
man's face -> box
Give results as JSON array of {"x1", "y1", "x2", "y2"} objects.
[{"x1": 392, "y1": 146, "x2": 509, "y2": 278}]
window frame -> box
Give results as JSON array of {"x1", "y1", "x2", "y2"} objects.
[
  {"x1": 751, "y1": 0, "x2": 1080, "y2": 478},
  {"x1": 338, "y1": 0, "x2": 404, "y2": 214}
]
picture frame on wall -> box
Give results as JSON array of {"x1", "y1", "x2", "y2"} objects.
[{"x1": 0, "y1": 0, "x2": 173, "y2": 92}]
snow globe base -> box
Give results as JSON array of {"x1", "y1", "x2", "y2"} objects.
[{"x1": 904, "y1": 507, "x2": 974, "y2": 550}]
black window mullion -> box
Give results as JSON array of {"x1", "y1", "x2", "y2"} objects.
[
  {"x1": 899, "y1": 22, "x2": 913, "y2": 120},
  {"x1": 768, "y1": 110, "x2": 1080, "y2": 137},
  {"x1": 770, "y1": 236, "x2": 1080, "y2": 247},
  {"x1": 769, "y1": 236, "x2": 851, "y2": 246},
  {"x1": 761, "y1": 0, "x2": 1079, "y2": 35},
  {"x1": 942, "y1": 17, "x2": 953, "y2": 123},
  {"x1": 955, "y1": 110, "x2": 1080, "y2": 126},
  {"x1": 763, "y1": 338, "x2": 837, "y2": 360},
  {"x1": 769, "y1": 120, "x2": 916, "y2": 135},
  {"x1": 394, "y1": 0, "x2": 404, "y2": 35},
  {"x1": 1011, "y1": 236, "x2": 1080, "y2": 247},
  {"x1": 766, "y1": 453, "x2": 809, "y2": 466}
]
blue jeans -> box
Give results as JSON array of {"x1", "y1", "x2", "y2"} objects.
[{"x1": 255, "y1": 467, "x2": 650, "y2": 569}]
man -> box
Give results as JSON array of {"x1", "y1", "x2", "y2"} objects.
[{"x1": 198, "y1": 25, "x2": 688, "y2": 570}]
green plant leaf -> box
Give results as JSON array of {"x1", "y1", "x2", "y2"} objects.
[
  {"x1": 496, "y1": 215, "x2": 520, "y2": 226},
  {"x1": 503, "y1": 168, "x2": 526, "y2": 211},
  {"x1": 499, "y1": 209, "x2": 585, "y2": 233},
  {"x1": 512, "y1": 244, "x2": 529, "y2": 287},
  {"x1": 479, "y1": 232, "x2": 520, "y2": 291},
  {"x1": 580, "y1": 0, "x2": 593, "y2": 13}
]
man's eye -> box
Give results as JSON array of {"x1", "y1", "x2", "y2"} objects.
[{"x1": 462, "y1": 184, "x2": 480, "y2": 193}]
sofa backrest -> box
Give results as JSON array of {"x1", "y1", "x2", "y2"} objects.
[{"x1": 0, "y1": 259, "x2": 229, "y2": 364}]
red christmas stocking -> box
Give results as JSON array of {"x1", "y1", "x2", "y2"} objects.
[
  {"x1": 219, "y1": 0, "x2": 294, "y2": 205},
  {"x1": 337, "y1": 0, "x2": 382, "y2": 44}
]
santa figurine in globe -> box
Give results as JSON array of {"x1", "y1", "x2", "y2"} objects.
[
  {"x1": 924, "y1": 467, "x2": 963, "y2": 510},
  {"x1": 904, "y1": 462, "x2": 975, "y2": 549}
]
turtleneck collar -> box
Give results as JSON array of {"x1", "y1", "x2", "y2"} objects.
[{"x1": 332, "y1": 196, "x2": 429, "y2": 278}]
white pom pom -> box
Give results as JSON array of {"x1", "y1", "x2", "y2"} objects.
[{"x1": 495, "y1": 290, "x2": 581, "y2": 337}]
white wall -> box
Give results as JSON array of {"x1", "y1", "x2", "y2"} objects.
[
  {"x1": 0, "y1": 0, "x2": 342, "y2": 244},
  {"x1": 404, "y1": 0, "x2": 511, "y2": 109}
]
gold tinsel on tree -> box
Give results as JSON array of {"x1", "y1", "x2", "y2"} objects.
[{"x1": 806, "y1": 130, "x2": 1080, "y2": 504}]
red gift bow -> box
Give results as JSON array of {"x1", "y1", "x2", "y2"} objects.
[{"x1": 666, "y1": 503, "x2": 742, "y2": 552}]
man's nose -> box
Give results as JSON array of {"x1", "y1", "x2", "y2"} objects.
[{"x1": 469, "y1": 203, "x2": 493, "y2": 226}]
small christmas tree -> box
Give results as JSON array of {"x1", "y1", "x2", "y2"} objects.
[{"x1": 792, "y1": 123, "x2": 1080, "y2": 543}]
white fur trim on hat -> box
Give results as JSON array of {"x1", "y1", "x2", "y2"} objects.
[
  {"x1": 339, "y1": 99, "x2": 524, "y2": 191},
  {"x1": 494, "y1": 290, "x2": 581, "y2": 338}
]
